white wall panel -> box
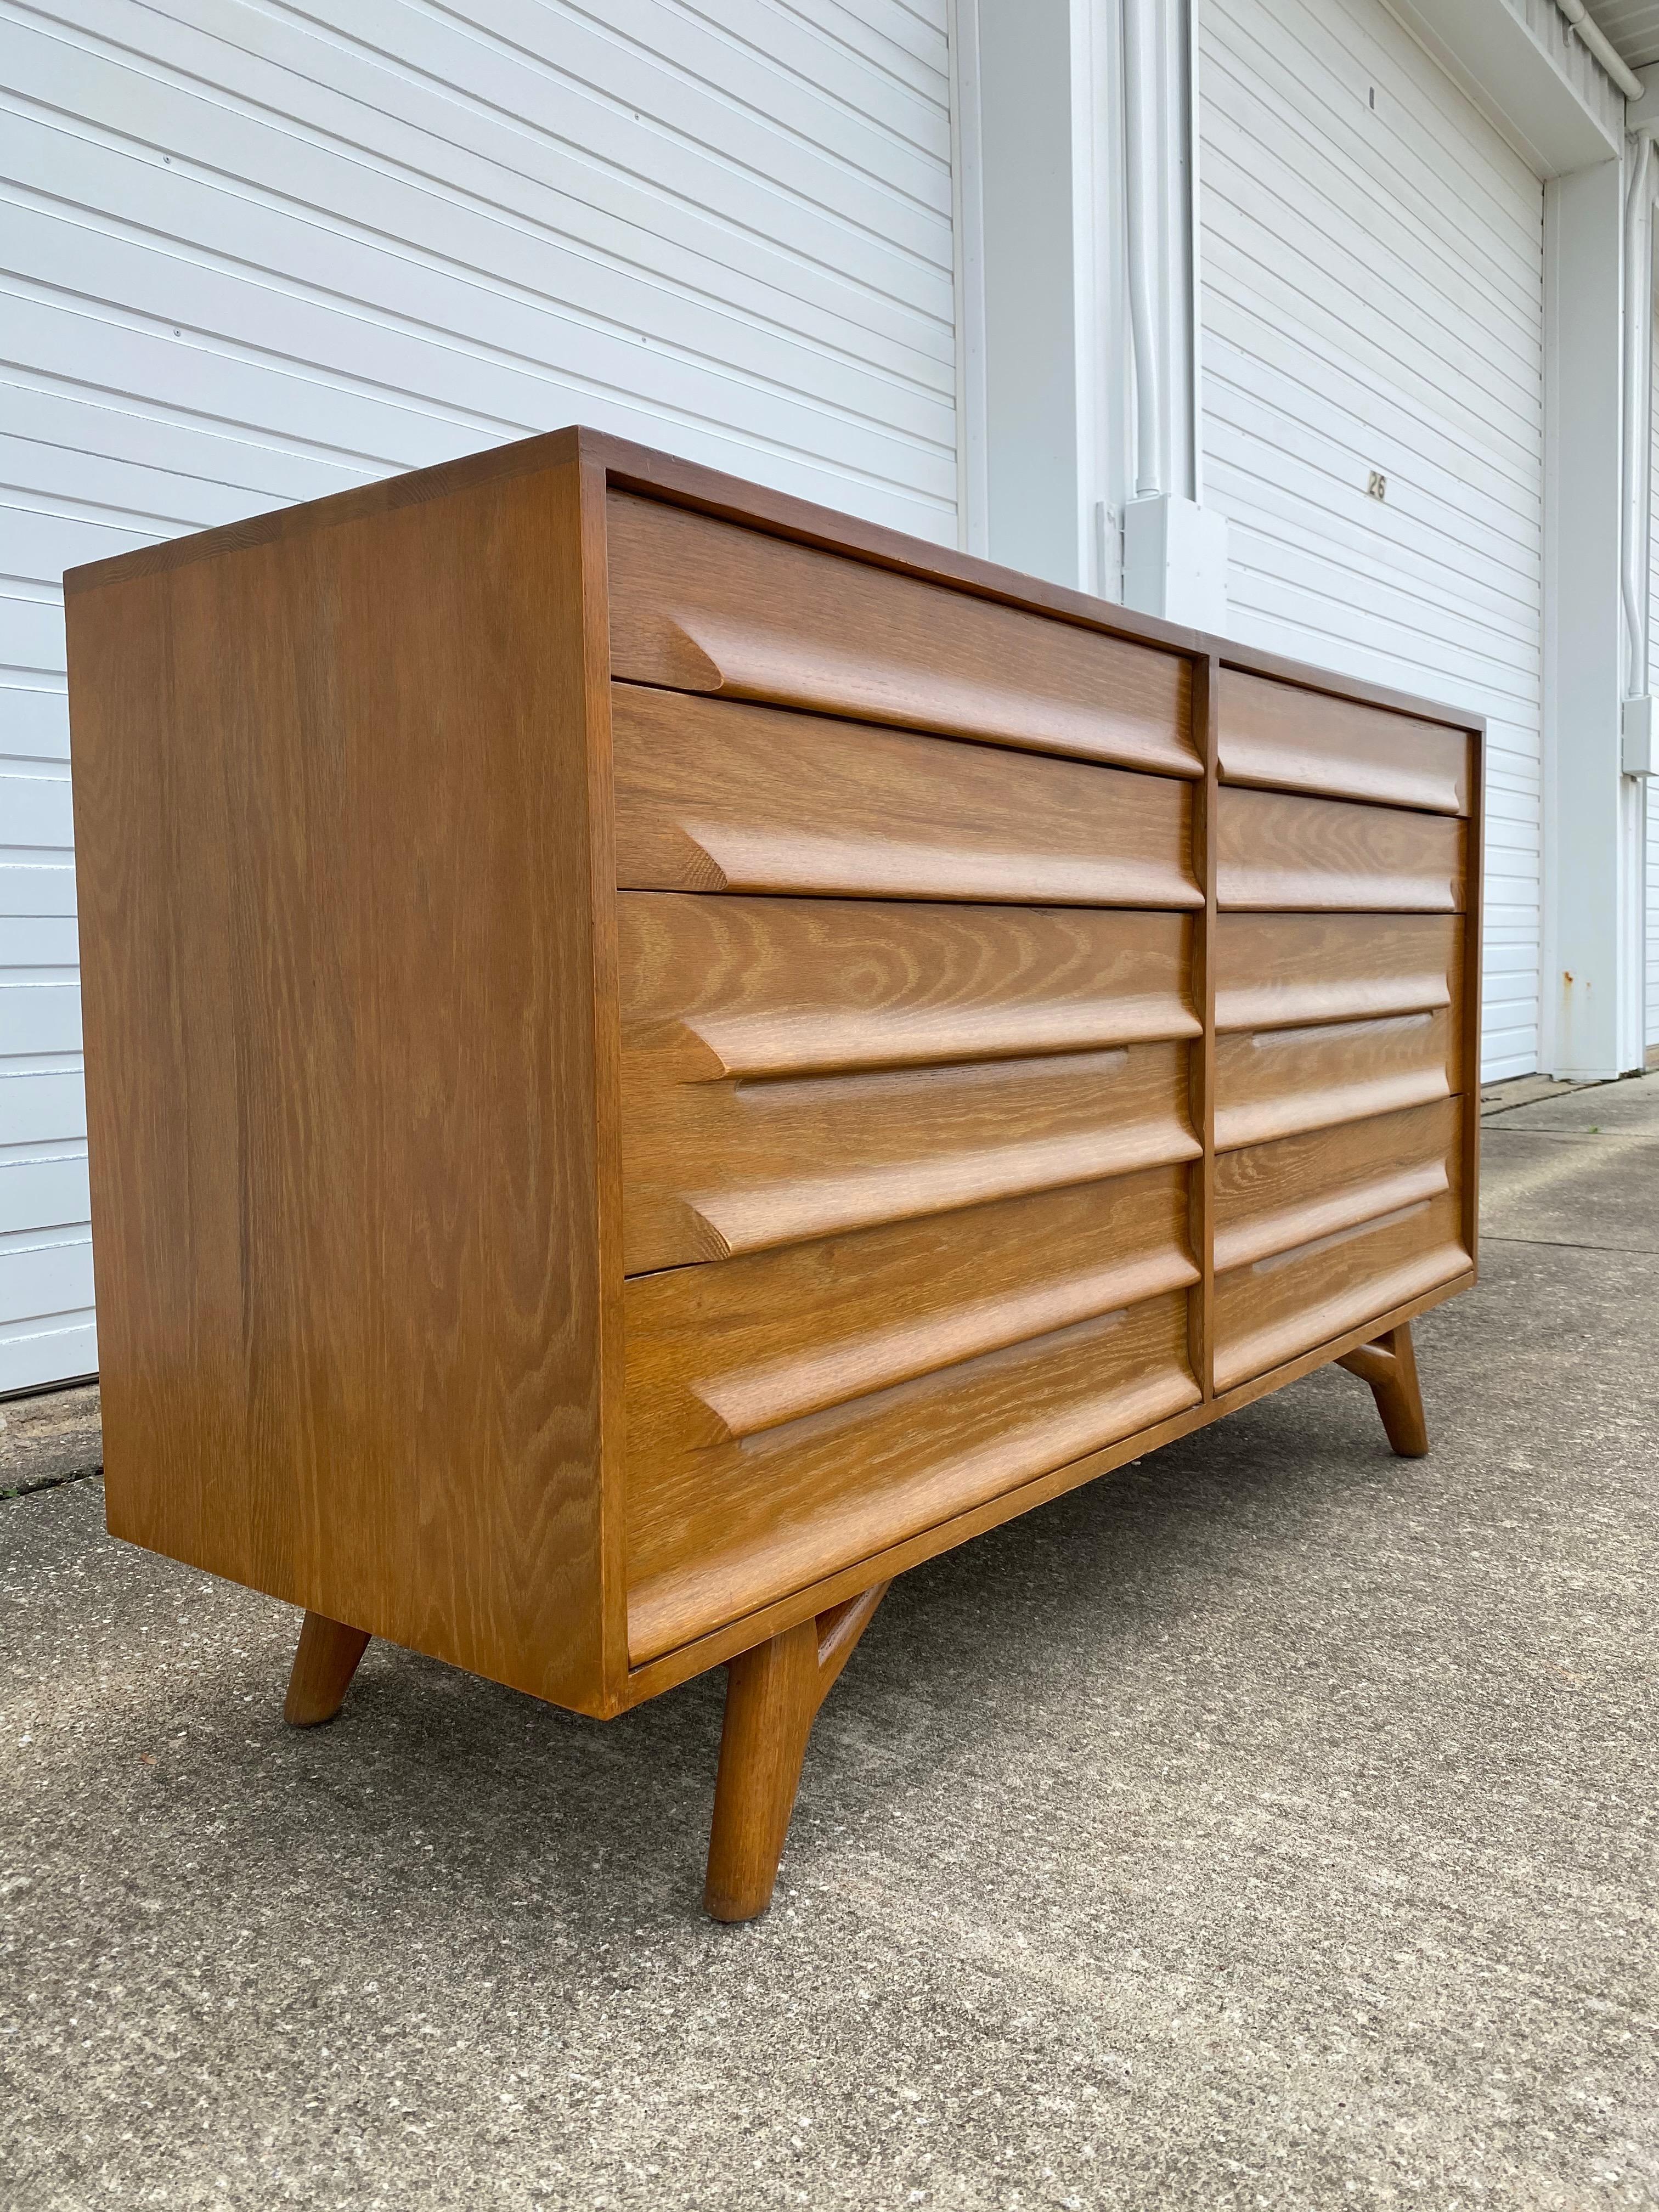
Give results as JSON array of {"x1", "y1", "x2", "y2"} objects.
[
  {"x1": 1585, "y1": 0, "x2": 1659, "y2": 70},
  {"x1": 1647, "y1": 314, "x2": 1659, "y2": 1052},
  {"x1": 0, "y1": 0, "x2": 956, "y2": 1392},
  {"x1": 1200, "y1": 0, "x2": 1545, "y2": 1080}
]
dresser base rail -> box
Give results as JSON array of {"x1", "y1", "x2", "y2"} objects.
[{"x1": 275, "y1": 1317, "x2": 1423, "y2": 1910}]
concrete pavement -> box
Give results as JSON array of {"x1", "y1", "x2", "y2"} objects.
[{"x1": 2, "y1": 1082, "x2": 1656, "y2": 2209}]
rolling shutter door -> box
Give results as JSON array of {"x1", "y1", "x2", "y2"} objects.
[
  {"x1": 0, "y1": 0, "x2": 957, "y2": 1392},
  {"x1": 1648, "y1": 315, "x2": 1659, "y2": 1056},
  {"x1": 1200, "y1": 0, "x2": 1545, "y2": 1081}
]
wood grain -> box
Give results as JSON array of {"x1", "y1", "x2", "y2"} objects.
[
  {"x1": 625, "y1": 1166, "x2": 1197, "y2": 1451},
  {"x1": 1218, "y1": 667, "x2": 1471, "y2": 813},
  {"x1": 64, "y1": 423, "x2": 1485, "y2": 1792},
  {"x1": 1337, "y1": 1323, "x2": 1429, "y2": 1457},
  {"x1": 613, "y1": 685, "x2": 1201, "y2": 909},
  {"x1": 66, "y1": 423, "x2": 1479, "y2": 739},
  {"x1": 607, "y1": 489, "x2": 1199, "y2": 775},
  {"x1": 284, "y1": 1612, "x2": 371, "y2": 1727},
  {"x1": 1189, "y1": 654, "x2": 1220, "y2": 1397},
  {"x1": 627, "y1": 1289, "x2": 1199, "y2": 1662},
  {"x1": 622, "y1": 1271, "x2": 1471, "y2": 1704},
  {"x1": 66, "y1": 454, "x2": 616, "y2": 1714},
  {"x1": 619, "y1": 894, "x2": 1198, "y2": 1079},
  {"x1": 67, "y1": 426, "x2": 1470, "y2": 757},
  {"x1": 1215, "y1": 915, "x2": 1462, "y2": 1033},
  {"x1": 703, "y1": 1615, "x2": 822, "y2": 1923},
  {"x1": 1213, "y1": 1098, "x2": 1460, "y2": 1272},
  {"x1": 1217, "y1": 787, "x2": 1466, "y2": 911},
  {"x1": 1214, "y1": 1007, "x2": 1462, "y2": 1153},
  {"x1": 622, "y1": 1036, "x2": 1199, "y2": 1273},
  {"x1": 1213, "y1": 1188, "x2": 1469, "y2": 1391},
  {"x1": 703, "y1": 1583, "x2": 888, "y2": 1922}
]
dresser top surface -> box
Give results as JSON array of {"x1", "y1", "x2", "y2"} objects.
[{"x1": 63, "y1": 424, "x2": 1482, "y2": 744}]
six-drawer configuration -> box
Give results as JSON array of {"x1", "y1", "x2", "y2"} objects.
[{"x1": 64, "y1": 429, "x2": 1480, "y2": 1923}]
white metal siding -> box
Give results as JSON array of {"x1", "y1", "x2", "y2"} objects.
[
  {"x1": 1200, "y1": 0, "x2": 1545, "y2": 1081},
  {"x1": 1647, "y1": 314, "x2": 1659, "y2": 1053},
  {"x1": 0, "y1": 0, "x2": 956, "y2": 1394},
  {"x1": 1584, "y1": 0, "x2": 1659, "y2": 70}
]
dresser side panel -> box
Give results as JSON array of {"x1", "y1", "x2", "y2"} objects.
[{"x1": 66, "y1": 460, "x2": 613, "y2": 1713}]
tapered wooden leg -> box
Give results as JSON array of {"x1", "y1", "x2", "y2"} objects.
[
  {"x1": 704, "y1": 1582, "x2": 889, "y2": 1923},
  {"x1": 1338, "y1": 1322, "x2": 1429, "y2": 1457},
  {"x1": 284, "y1": 1610, "x2": 371, "y2": 1726}
]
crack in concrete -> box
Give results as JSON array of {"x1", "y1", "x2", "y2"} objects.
[
  {"x1": 1480, "y1": 1234, "x2": 1659, "y2": 1255},
  {"x1": 1, "y1": 1464, "x2": 103, "y2": 1504}
]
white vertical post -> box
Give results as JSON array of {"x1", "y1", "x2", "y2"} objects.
[
  {"x1": 1543, "y1": 156, "x2": 1643, "y2": 1077},
  {"x1": 972, "y1": 0, "x2": 1103, "y2": 591},
  {"x1": 967, "y1": 0, "x2": 1218, "y2": 613},
  {"x1": 1116, "y1": 0, "x2": 1227, "y2": 630},
  {"x1": 950, "y1": 0, "x2": 989, "y2": 560}
]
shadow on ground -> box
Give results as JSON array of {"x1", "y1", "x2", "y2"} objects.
[{"x1": 3, "y1": 1105, "x2": 1657, "y2": 2209}]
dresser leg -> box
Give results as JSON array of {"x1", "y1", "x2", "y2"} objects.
[
  {"x1": 1337, "y1": 1321, "x2": 1429, "y2": 1458},
  {"x1": 704, "y1": 1581, "x2": 889, "y2": 1923},
  {"x1": 284, "y1": 1610, "x2": 372, "y2": 1726}
]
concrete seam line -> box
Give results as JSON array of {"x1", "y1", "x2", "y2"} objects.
[{"x1": 1, "y1": 1464, "x2": 103, "y2": 1503}]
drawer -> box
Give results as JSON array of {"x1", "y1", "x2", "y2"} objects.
[
  {"x1": 1215, "y1": 915, "x2": 1463, "y2": 1033},
  {"x1": 627, "y1": 1279, "x2": 1198, "y2": 1662},
  {"x1": 627, "y1": 1165, "x2": 1196, "y2": 1464},
  {"x1": 613, "y1": 685, "x2": 1201, "y2": 908},
  {"x1": 607, "y1": 490, "x2": 1199, "y2": 777},
  {"x1": 1214, "y1": 1186, "x2": 1469, "y2": 1392},
  {"x1": 1214, "y1": 1007, "x2": 1462, "y2": 1153},
  {"x1": 619, "y1": 894, "x2": 1199, "y2": 1082},
  {"x1": 622, "y1": 1033, "x2": 1199, "y2": 1274},
  {"x1": 1217, "y1": 787, "x2": 1465, "y2": 911},
  {"x1": 1214, "y1": 1098, "x2": 1462, "y2": 1272},
  {"x1": 1218, "y1": 668, "x2": 1471, "y2": 814}
]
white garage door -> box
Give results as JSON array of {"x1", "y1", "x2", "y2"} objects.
[
  {"x1": 1200, "y1": 0, "x2": 1545, "y2": 1081},
  {"x1": 1648, "y1": 323, "x2": 1659, "y2": 1057},
  {"x1": 0, "y1": 0, "x2": 958, "y2": 1394}
]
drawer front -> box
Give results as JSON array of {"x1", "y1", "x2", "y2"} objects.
[
  {"x1": 1214, "y1": 1098, "x2": 1462, "y2": 1272},
  {"x1": 1214, "y1": 1185, "x2": 1469, "y2": 1391},
  {"x1": 1215, "y1": 914, "x2": 1462, "y2": 1033},
  {"x1": 620, "y1": 894, "x2": 1199, "y2": 1082},
  {"x1": 607, "y1": 490, "x2": 1199, "y2": 777},
  {"x1": 1218, "y1": 668, "x2": 1471, "y2": 814},
  {"x1": 613, "y1": 685, "x2": 1201, "y2": 908},
  {"x1": 1215, "y1": 1007, "x2": 1462, "y2": 1153},
  {"x1": 628, "y1": 1167, "x2": 1196, "y2": 1468},
  {"x1": 1217, "y1": 787, "x2": 1465, "y2": 911},
  {"x1": 627, "y1": 1273, "x2": 1198, "y2": 1662},
  {"x1": 622, "y1": 1033, "x2": 1199, "y2": 1274}
]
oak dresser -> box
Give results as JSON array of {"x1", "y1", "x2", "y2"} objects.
[{"x1": 64, "y1": 428, "x2": 1480, "y2": 1920}]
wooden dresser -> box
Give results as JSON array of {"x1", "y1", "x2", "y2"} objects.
[{"x1": 64, "y1": 428, "x2": 1480, "y2": 1920}]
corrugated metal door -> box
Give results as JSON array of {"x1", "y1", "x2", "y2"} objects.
[
  {"x1": 1648, "y1": 318, "x2": 1659, "y2": 1056},
  {"x1": 0, "y1": 0, "x2": 958, "y2": 1393},
  {"x1": 1200, "y1": 0, "x2": 1545, "y2": 1081}
]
